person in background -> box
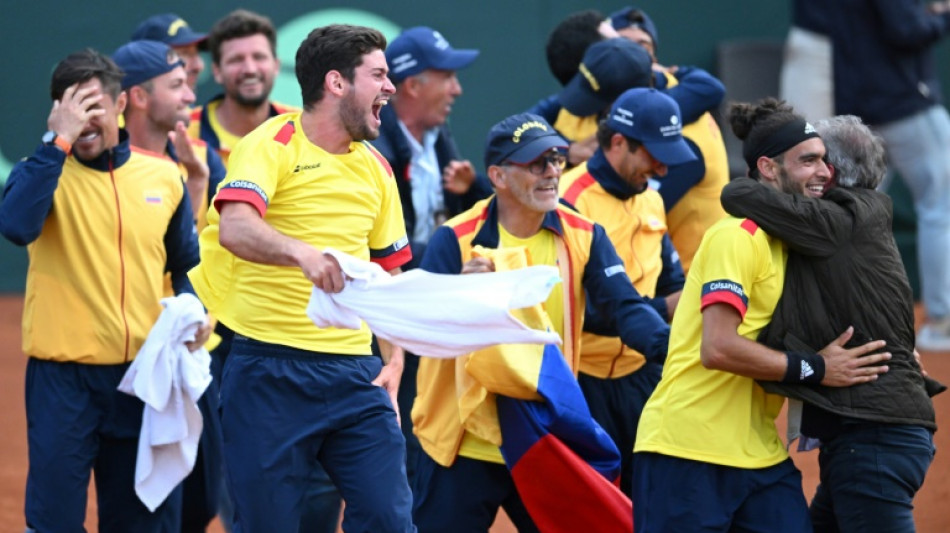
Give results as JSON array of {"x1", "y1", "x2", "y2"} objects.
[{"x1": 131, "y1": 13, "x2": 209, "y2": 91}]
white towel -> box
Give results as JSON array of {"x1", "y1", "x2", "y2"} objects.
[
  {"x1": 306, "y1": 248, "x2": 562, "y2": 358},
  {"x1": 117, "y1": 293, "x2": 212, "y2": 511}
]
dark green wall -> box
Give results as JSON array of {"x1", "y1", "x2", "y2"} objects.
[{"x1": 0, "y1": 1, "x2": 934, "y2": 292}]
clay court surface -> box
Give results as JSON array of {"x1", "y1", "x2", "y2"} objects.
[{"x1": 0, "y1": 294, "x2": 947, "y2": 532}]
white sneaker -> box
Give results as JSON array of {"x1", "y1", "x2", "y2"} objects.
[{"x1": 917, "y1": 318, "x2": 950, "y2": 352}]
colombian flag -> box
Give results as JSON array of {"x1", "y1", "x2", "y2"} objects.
[
  {"x1": 496, "y1": 344, "x2": 633, "y2": 533},
  {"x1": 459, "y1": 246, "x2": 633, "y2": 532}
]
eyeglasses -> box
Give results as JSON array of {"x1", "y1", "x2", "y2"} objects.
[{"x1": 505, "y1": 152, "x2": 567, "y2": 175}]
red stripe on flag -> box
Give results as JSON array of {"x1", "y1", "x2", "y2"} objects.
[{"x1": 510, "y1": 434, "x2": 632, "y2": 533}]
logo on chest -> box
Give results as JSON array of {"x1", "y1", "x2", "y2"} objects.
[
  {"x1": 294, "y1": 162, "x2": 322, "y2": 173},
  {"x1": 144, "y1": 190, "x2": 164, "y2": 205}
]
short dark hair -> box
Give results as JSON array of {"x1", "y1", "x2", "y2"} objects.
[
  {"x1": 545, "y1": 10, "x2": 606, "y2": 86},
  {"x1": 728, "y1": 97, "x2": 802, "y2": 180},
  {"x1": 596, "y1": 118, "x2": 642, "y2": 151},
  {"x1": 207, "y1": 9, "x2": 277, "y2": 65},
  {"x1": 50, "y1": 48, "x2": 124, "y2": 101},
  {"x1": 295, "y1": 25, "x2": 387, "y2": 109}
]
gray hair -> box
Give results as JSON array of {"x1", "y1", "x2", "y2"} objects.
[{"x1": 813, "y1": 115, "x2": 886, "y2": 189}]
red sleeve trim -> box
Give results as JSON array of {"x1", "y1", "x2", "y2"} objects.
[
  {"x1": 372, "y1": 245, "x2": 412, "y2": 271},
  {"x1": 214, "y1": 188, "x2": 267, "y2": 218},
  {"x1": 740, "y1": 218, "x2": 759, "y2": 235},
  {"x1": 700, "y1": 292, "x2": 748, "y2": 319}
]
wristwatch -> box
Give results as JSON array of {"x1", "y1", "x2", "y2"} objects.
[{"x1": 42, "y1": 130, "x2": 71, "y2": 154}]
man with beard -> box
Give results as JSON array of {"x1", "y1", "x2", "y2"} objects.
[
  {"x1": 0, "y1": 48, "x2": 206, "y2": 533},
  {"x1": 187, "y1": 9, "x2": 295, "y2": 166},
  {"x1": 633, "y1": 98, "x2": 891, "y2": 532},
  {"x1": 112, "y1": 39, "x2": 227, "y2": 533},
  {"x1": 188, "y1": 25, "x2": 414, "y2": 533},
  {"x1": 721, "y1": 114, "x2": 942, "y2": 533},
  {"x1": 558, "y1": 88, "x2": 693, "y2": 496}
]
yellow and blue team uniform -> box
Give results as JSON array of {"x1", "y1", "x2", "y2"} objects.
[
  {"x1": 411, "y1": 196, "x2": 670, "y2": 532},
  {"x1": 530, "y1": 66, "x2": 728, "y2": 272},
  {"x1": 188, "y1": 112, "x2": 413, "y2": 533},
  {"x1": 188, "y1": 95, "x2": 298, "y2": 167},
  {"x1": 0, "y1": 132, "x2": 199, "y2": 531},
  {"x1": 632, "y1": 217, "x2": 811, "y2": 532},
  {"x1": 559, "y1": 149, "x2": 685, "y2": 495}
]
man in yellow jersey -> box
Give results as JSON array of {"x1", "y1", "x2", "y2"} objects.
[
  {"x1": 632, "y1": 99, "x2": 892, "y2": 532},
  {"x1": 411, "y1": 112, "x2": 671, "y2": 532},
  {"x1": 188, "y1": 11, "x2": 338, "y2": 531},
  {"x1": 559, "y1": 87, "x2": 694, "y2": 495},
  {"x1": 131, "y1": 13, "x2": 208, "y2": 91},
  {"x1": 0, "y1": 48, "x2": 206, "y2": 533},
  {"x1": 188, "y1": 9, "x2": 296, "y2": 166},
  {"x1": 188, "y1": 25, "x2": 414, "y2": 532},
  {"x1": 112, "y1": 39, "x2": 228, "y2": 533}
]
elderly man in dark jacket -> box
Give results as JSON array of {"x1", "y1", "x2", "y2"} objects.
[{"x1": 722, "y1": 115, "x2": 944, "y2": 533}]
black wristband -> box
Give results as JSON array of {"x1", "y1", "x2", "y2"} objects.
[{"x1": 783, "y1": 351, "x2": 826, "y2": 384}]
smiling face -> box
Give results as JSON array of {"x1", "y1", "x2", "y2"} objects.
[
  {"x1": 213, "y1": 33, "x2": 279, "y2": 108},
  {"x1": 338, "y1": 49, "x2": 395, "y2": 142},
  {"x1": 143, "y1": 66, "x2": 195, "y2": 131},
  {"x1": 71, "y1": 77, "x2": 126, "y2": 161},
  {"x1": 768, "y1": 138, "x2": 831, "y2": 198},
  {"x1": 494, "y1": 148, "x2": 563, "y2": 214}
]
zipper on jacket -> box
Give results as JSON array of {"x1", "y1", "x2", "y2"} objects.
[{"x1": 108, "y1": 157, "x2": 131, "y2": 362}]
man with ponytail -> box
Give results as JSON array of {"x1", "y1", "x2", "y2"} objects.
[{"x1": 632, "y1": 98, "x2": 889, "y2": 532}]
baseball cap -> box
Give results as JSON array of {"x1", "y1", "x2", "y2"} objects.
[
  {"x1": 609, "y1": 6, "x2": 659, "y2": 47},
  {"x1": 606, "y1": 88, "x2": 696, "y2": 166},
  {"x1": 386, "y1": 26, "x2": 479, "y2": 83},
  {"x1": 484, "y1": 113, "x2": 568, "y2": 169},
  {"x1": 113, "y1": 40, "x2": 186, "y2": 90},
  {"x1": 559, "y1": 38, "x2": 653, "y2": 117},
  {"x1": 131, "y1": 13, "x2": 207, "y2": 48}
]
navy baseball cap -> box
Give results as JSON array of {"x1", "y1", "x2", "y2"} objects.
[
  {"x1": 113, "y1": 40, "x2": 186, "y2": 89},
  {"x1": 609, "y1": 6, "x2": 659, "y2": 48},
  {"x1": 386, "y1": 26, "x2": 479, "y2": 83},
  {"x1": 559, "y1": 38, "x2": 653, "y2": 117},
  {"x1": 484, "y1": 113, "x2": 568, "y2": 169},
  {"x1": 606, "y1": 88, "x2": 696, "y2": 166},
  {"x1": 131, "y1": 13, "x2": 207, "y2": 48}
]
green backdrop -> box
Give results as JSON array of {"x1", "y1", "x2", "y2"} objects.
[{"x1": 0, "y1": 1, "x2": 936, "y2": 292}]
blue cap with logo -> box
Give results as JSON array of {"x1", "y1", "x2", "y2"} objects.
[
  {"x1": 559, "y1": 38, "x2": 653, "y2": 117},
  {"x1": 386, "y1": 26, "x2": 479, "y2": 83},
  {"x1": 609, "y1": 6, "x2": 659, "y2": 48},
  {"x1": 484, "y1": 113, "x2": 568, "y2": 169},
  {"x1": 113, "y1": 40, "x2": 186, "y2": 89},
  {"x1": 606, "y1": 88, "x2": 696, "y2": 166},
  {"x1": 131, "y1": 13, "x2": 207, "y2": 48}
]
